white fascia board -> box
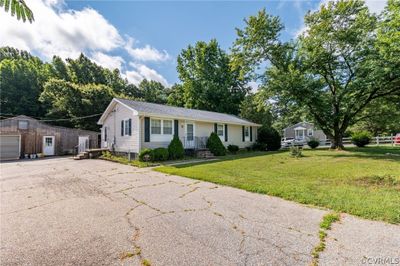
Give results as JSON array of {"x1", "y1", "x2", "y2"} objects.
[
  {"x1": 137, "y1": 112, "x2": 261, "y2": 127},
  {"x1": 97, "y1": 98, "x2": 139, "y2": 125}
]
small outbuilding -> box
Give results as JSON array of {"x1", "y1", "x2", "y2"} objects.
[{"x1": 0, "y1": 115, "x2": 100, "y2": 161}]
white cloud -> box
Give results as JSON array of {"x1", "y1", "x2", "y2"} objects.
[
  {"x1": 0, "y1": 0, "x2": 123, "y2": 60},
  {"x1": 0, "y1": 0, "x2": 170, "y2": 86},
  {"x1": 125, "y1": 63, "x2": 169, "y2": 87},
  {"x1": 125, "y1": 37, "x2": 170, "y2": 62},
  {"x1": 91, "y1": 52, "x2": 124, "y2": 70}
]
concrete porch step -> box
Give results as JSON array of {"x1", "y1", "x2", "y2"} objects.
[{"x1": 196, "y1": 149, "x2": 215, "y2": 159}]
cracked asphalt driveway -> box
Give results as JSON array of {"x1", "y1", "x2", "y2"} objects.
[{"x1": 1, "y1": 158, "x2": 399, "y2": 265}]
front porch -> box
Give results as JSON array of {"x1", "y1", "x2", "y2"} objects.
[{"x1": 180, "y1": 136, "x2": 208, "y2": 150}]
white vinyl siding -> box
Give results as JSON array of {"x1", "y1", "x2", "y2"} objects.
[{"x1": 101, "y1": 103, "x2": 139, "y2": 153}]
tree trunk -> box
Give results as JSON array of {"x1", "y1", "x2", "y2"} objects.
[{"x1": 330, "y1": 133, "x2": 344, "y2": 150}]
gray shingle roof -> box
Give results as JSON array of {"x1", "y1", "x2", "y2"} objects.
[{"x1": 115, "y1": 98, "x2": 260, "y2": 126}]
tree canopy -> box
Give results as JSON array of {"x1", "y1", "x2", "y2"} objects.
[
  {"x1": 232, "y1": 1, "x2": 400, "y2": 148},
  {"x1": 174, "y1": 39, "x2": 249, "y2": 115}
]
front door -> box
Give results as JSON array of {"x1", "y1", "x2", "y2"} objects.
[
  {"x1": 78, "y1": 136, "x2": 90, "y2": 153},
  {"x1": 185, "y1": 123, "x2": 195, "y2": 148},
  {"x1": 43, "y1": 136, "x2": 55, "y2": 156}
]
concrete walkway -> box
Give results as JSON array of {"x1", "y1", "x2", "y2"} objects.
[{"x1": 1, "y1": 158, "x2": 398, "y2": 265}]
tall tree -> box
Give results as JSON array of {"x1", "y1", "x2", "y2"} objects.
[
  {"x1": 137, "y1": 79, "x2": 170, "y2": 104},
  {"x1": 39, "y1": 79, "x2": 115, "y2": 130},
  {"x1": 239, "y1": 93, "x2": 273, "y2": 126},
  {"x1": 176, "y1": 39, "x2": 249, "y2": 115},
  {"x1": 167, "y1": 83, "x2": 185, "y2": 107},
  {"x1": 232, "y1": 1, "x2": 400, "y2": 149}
]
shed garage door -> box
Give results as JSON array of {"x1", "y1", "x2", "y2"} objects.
[{"x1": 0, "y1": 135, "x2": 20, "y2": 161}]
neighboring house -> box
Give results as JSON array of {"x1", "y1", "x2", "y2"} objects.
[
  {"x1": 0, "y1": 115, "x2": 100, "y2": 161},
  {"x1": 283, "y1": 122, "x2": 327, "y2": 142},
  {"x1": 97, "y1": 98, "x2": 261, "y2": 156}
]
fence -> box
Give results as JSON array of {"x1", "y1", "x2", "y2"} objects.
[{"x1": 321, "y1": 135, "x2": 399, "y2": 147}]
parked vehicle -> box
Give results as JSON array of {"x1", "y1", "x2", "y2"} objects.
[
  {"x1": 395, "y1": 133, "x2": 400, "y2": 145},
  {"x1": 281, "y1": 138, "x2": 305, "y2": 148}
]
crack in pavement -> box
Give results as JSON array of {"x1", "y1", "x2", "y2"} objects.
[{"x1": 179, "y1": 187, "x2": 200, "y2": 199}]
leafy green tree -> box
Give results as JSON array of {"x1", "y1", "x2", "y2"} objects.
[
  {"x1": 39, "y1": 79, "x2": 115, "y2": 130},
  {"x1": 351, "y1": 96, "x2": 400, "y2": 135},
  {"x1": 0, "y1": 54, "x2": 51, "y2": 117},
  {"x1": 0, "y1": 0, "x2": 34, "y2": 23},
  {"x1": 137, "y1": 79, "x2": 170, "y2": 104},
  {"x1": 167, "y1": 83, "x2": 185, "y2": 107},
  {"x1": 176, "y1": 39, "x2": 249, "y2": 115},
  {"x1": 239, "y1": 93, "x2": 272, "y2": 126},
  {"x1": 232, "y1": 1, "x2": 400, "y2": 149}
]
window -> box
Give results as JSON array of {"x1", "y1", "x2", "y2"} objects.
[
  {"x1": 18, "y1": 120, "x2": 28, "y2": 130},
  {"x1": 308, "y1": 129, "x2": 313, "y2": 136},
  {"x1": 124, "y1": 120, "x2": 131, "y2": 135},
  {"x1": 151, "y1": 119, "x2": 161, "y2": 134},
  {"x1": 187, "y1": 124, "x2": 194, "y2": 141},
  {"x1": 104, "y1": 127, "x2": 108, "y2": 141},
  {"x1": 217, "y1": 124, "x2": 224, "y2": 136},
  {"x1": 163, "y1": 120, "x2": 173, "y2": 135},
  {"x1": 245, "y1": 127, "x2": 250, "y2": 137},
  {"x1": 45, "y1": 137, "x2": 53, "y2": 146}
]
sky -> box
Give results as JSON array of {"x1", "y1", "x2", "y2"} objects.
[{"x1": 0, "y1": 0, "x2": 387, "y2": 88}]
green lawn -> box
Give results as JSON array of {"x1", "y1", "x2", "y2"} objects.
[{"x1": 155, "y1": 147, "x2": 400, "y2": 224}]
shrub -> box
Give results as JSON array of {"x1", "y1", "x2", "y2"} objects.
[
  {"x1": 151, "y1": 147, "x2": 169, "y2": 161},
  {"x1": 206, "y1": 132, "x2": 226, "y2": 156},
  {"x1": 351, "y1": 131, "x2": 371, "y2": 147},
  {"x1": 139, "y1": 148, "x2": 152, "y2": 162},
  {"x1": 290, "y1": 146, "x2": 303, "y2": 158},
  {"x1": 168, "y1": 135, "x2": 185, "y2": 160},
  {"x1": 307, "y1": 138, "x2": 320, "y2": 149},
  {"x1": 251, "y1": 142, "x2": 267, "y2": 151},
  {"x1": 227, "y1": 144, "x2": 239, "y2": 154},
  {"x1": 257, "y1": 126, "x2": 281, "y2": 151}
]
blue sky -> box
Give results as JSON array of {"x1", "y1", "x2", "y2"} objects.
[
  {"x1": 66, "y1": 0, "x2": 318, "y2": 85},
  {"x1": 0, "y1": 0, "x2": 386, "y2": 87}
]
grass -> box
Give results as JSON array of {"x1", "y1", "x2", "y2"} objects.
[
  {"x1": 311, "y1": 212, "x2": 341, "y2": 265},
  {"x1": 155, "y1": 146, "x2": 400, "y2": 224}
]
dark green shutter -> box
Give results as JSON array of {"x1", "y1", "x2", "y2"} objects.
[
  {"x1": 250, "y1": 126, "x2": 253, "y2": 141},
  {"x1": 225, "y1": 124, "x2": 228, "y2": 142},
  {"x1": 121, "y1": 120, "x2": 124, "y2": 136},
  {"x1": 128, "y1": 119, "x2": 132, "y2": 136},
  {"x1": 144, "y1": 117, "x2": 150, "y2": 142},
  {"x1": 242, "y1": 126, "x2": 245, "y2": 142},
  {"x1": 214, "y1": 123, "x2": 217, "y2": 134},
  {"x1": 174, "y1": 120, "x2": 179, "y2": 137}
]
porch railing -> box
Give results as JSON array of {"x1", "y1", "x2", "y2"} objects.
[{"x1": 180, "y1": 136, "x2": 208, "y2": 150}]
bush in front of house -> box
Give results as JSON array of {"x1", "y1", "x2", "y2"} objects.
[
  {"x1": 151, "y1": 147, "x2": 169, "y2": 161},
  {"x1": 168, "y1": 135, "x2": 185, "y2": 160},
  {"x1": 227, "y1": 144, "x2": 239, "y2": 154},
  {"x1": 207, "y1": 132, "x2": 226, "y2": 156},
  {"x1": 251, "y1": 142, "x2": 267, "y2": 151},
  {"x1": 139, "y1": 148, "x2": 153, "y2": 162},
  {"x1": 351, "y1": 131, "x2": 371, "y2": 147},
  {"x1": 257, "y1": 126, "x2": 281, "y2": 151},
  {"x1": 307, "y1": 138, "x2": 320, "y2": 149}
]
